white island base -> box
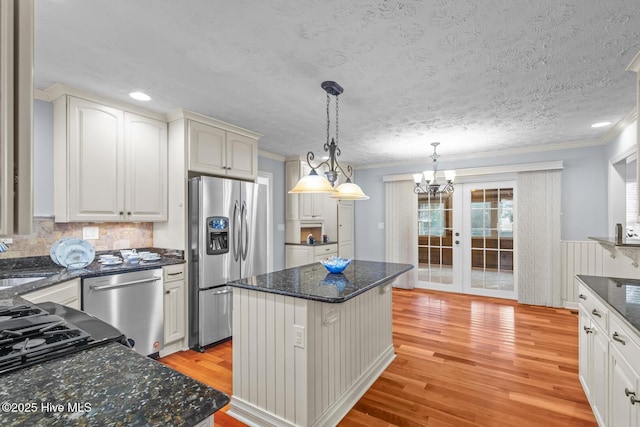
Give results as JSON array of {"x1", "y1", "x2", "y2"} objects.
[{"x1": 228, "y1": 283, "x2": 394, "y2": 427}]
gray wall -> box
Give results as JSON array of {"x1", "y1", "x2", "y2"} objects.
[{"x1": 353, "y1": 145, "x2": 609, "y2": 262}]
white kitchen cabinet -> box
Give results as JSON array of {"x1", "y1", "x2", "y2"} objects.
[
  {"x1": 609, "y1": 314, "x2": 640, "y2": 427},
  {"x1": 22, "y1": 278, "x2": 81, "y2": 310},
  {"x1": 188, "y1": 119, "x2": 258, "y2": 180},
  {"x1": 162, "y1": 264, "x2": 186, "y2": 348},
  {"x1": 285, "y1": 243, "x2": 337, "y2": 268},
  {"x1": 578, "y1": 279, "x2": 640, "y2": 427},
  {"x1": 153, "y1": 110, "x2": 261, "y2": 251},
  {"x1": 610, "y1": 344, "x2": 640, "y2": 427},
  {"x1": 49, "y1": 87, "x2": 168, "y2": 222},
  {"x1": 579, "y1": 306, "x2": 608, "y2": 426}
]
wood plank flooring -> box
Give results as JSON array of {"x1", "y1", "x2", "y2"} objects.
[{"x1": 159, "y1": 288, "x2": 597, "y2": 426}]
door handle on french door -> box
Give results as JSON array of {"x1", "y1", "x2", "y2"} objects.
[
  {"x1": 232, "y1": 201, "x2": 240, "y2": 261},
  {"x1": 241, "y1": 201, "x2": 248, "y2": 260}
]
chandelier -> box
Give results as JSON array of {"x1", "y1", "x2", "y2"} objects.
[
  {"x1": 413, "y1": 142, "x2": 456, "y2": 195},
  {"x1": 288, "y1": 81, "x2": 369, "y2": 200}
]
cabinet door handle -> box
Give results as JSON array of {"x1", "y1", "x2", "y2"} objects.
[
  {"x1": 167, "y1": 272, "x2": 182, "y2": 276},
  {"x1": 583, "y1": 326, "x2": 593, "y2": 334},
  {"x1": 579, "y1": 294, "x2": 587, "y2": 300},
  {"x1": 591, "y1": 309, "x2": 601, "y2": 318},
  {"x1": 613, "y1": 332, "x2": 626, "y2": 345},
  {"x1": 119, "y1": 211, "x2": 124, "y2": 215}
]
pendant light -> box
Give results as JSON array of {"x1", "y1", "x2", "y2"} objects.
[{"x1": 288, "y1": 81, "x2": 369, "y2": 200}]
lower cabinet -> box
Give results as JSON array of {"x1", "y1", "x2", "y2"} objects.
[
  {"x1": 285, "y1": 244, "x2": 338, "y2": 268},
  {"x1": 578, "y1": 280, "x2": 640, "y2": 427},
  {"x1": 161, "y1": 264, "x2": 186, "y2": 356},
  {"x1": 22, "y1": 279, "x2": 81, "y2": 310},
  {"x1": 579, "y1": 306, "x2": 608, "y2": 426},
  {"x1": 610, "y1": 344, "x2": 640, "y2": 427}
]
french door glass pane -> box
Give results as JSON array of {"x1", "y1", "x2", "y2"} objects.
[
  {"x1": 418, "y1": 192, "x2": 453, "y2": 285},
  {"x1": 469, "y1": 187, "x2": 514, "y2": 292}
]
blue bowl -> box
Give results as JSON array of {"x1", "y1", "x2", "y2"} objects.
[{"x1": 320, "y1": 257, "x2": 352, "y2": 273}]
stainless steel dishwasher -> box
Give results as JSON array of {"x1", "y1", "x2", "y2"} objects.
[{"x1": 83, "y1": 269, "x2": 163, "y2": 357}]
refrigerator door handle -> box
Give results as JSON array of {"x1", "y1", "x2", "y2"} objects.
[
  {"x1": 241, "y1": 201, "x2": 249, "y2": 260},
  {"x1": 232, "y1": 200, "x2": 240, "y2": 261}
]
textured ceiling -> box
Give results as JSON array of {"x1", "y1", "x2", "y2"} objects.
[{"x1": 35, "y1": 0, "x2": 640, "y2": 166}]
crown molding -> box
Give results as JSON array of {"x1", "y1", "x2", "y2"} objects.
[
  {"x1": 34, "y1": 88, "x2": 50, "y2": 101},
  {"x1": 626, "y1": 51, "x2": 640, "y2": 72},
  {"x1": 43, "y1": 82, "x2": 167, "y2": 121},
  {"x1": 258, "y1": 150, "x2": 286, "y2": 162},
  {"x1": 383, "y1": 160, "x2": 563, "y2": 182},
  {"x1": 166, "y1": 108, "x2": 262, "y2": 140}
]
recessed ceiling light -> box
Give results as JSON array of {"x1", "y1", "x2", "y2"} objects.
[
  {"x1": 129, "y1": 91, "x2": 151, "y2": 101},
  {"x1": 591, "y1": 121, "x2": 611, "y2": 128}
]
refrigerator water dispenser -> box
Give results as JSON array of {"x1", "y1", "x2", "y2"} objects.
[{"x1": 207, "y1": 216, "x2": 229, "y2": 255}]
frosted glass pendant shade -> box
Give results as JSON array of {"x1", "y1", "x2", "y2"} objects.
[
  {"x1": 289, "y1": 170, "x2": 336, "y2": 194},
  {"x1": 330, "y1": 182, "x2": 369, "y2": 200}
]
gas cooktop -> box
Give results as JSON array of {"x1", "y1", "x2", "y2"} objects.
[{"x1": 0, "y1": 302, "x2": 127, "y2": 375}]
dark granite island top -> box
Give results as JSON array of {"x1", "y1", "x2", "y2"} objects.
[
  {"x1": 577, "y1": 274, "x2": 640, "y2": 331},
  {"x1": 0, "y1": 342, "x2": 229, "y2": 427},
  {"x1": 227, "y1": 260, "x2": 414, "y2": 303}
]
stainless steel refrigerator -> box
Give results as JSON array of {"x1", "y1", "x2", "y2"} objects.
[{"x1": 188, "y1": 175, "x2": 268, "y2": 350}]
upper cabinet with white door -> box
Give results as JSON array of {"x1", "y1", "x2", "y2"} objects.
[
  {"x1": 47, "y1": 84, "x2": 168, "y2": 222},
  {"x1": 187, "y1": 112, "x2": 259, "y2": 180}
]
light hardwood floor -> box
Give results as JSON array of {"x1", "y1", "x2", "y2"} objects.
[{"x1": 160, "y1": 289, "x2": 597, "y2": 426}]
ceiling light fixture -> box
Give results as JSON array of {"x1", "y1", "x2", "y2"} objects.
[
  {"x1": 288, "y1": 81, "x2": 369, "y2": 200},
  {"x1": 591, "y1": 121, "x2": 611, "y2": 128},
  {"x1": 129, "y1": 91, "x2": 151, "y2": 101},
  {"x1": 413, "y1": 142, "x2": 455, "y2": 196}
]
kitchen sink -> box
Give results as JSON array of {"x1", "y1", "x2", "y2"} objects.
[{"x1": 0, "y1": 277, "x2": 47, "y2": 290}]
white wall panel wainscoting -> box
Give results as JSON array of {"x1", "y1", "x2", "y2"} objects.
[
  {"x1": 228, "y1": 284, "x2": 395, "y2": 427},
  {"x1": 562, "y1": 240, "x2": 640, "y2": 309}
]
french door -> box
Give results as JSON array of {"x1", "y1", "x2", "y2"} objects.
[{"x1": 417, "y1": 181, "x2": 517, "y2": 300}]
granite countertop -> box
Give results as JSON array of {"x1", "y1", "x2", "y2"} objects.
[
  {"x1": 0, "y1": 248, "x2": 185, "y2": 299},
  {"x1": 0, "y1": 250, "x2": 228, "y2": 425},
  {"x1": 0, "y1": 342, "x2": 229, "y2": 426},
  {"x1": 227, "y1": 260, "x2": 413, "y2": 303},
  {"x1": 588, "y1": 236, "x2": 640, "y2": 247},
  {"x1": 577, "y1": 275, "x2": 640, "y2": 331}
]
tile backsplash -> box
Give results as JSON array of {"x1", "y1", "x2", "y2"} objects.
[{"x1": 0, "y1": 217, "x2": 153, "y2": 259}]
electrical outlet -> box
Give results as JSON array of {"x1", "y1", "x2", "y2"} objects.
[
  {"x1": 82, "y1": 226, "x2": 99, "y2": 240},
  {"x1": 378, "y1": 222, "x2": 385, "y2": 230},
  {"x1": 293, "y1": 325, "x2": 305, "y2": 349}
]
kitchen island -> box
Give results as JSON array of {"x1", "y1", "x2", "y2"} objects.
[{"x1": 226, "y1": 260, "x2": 413, "y2": 427}]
